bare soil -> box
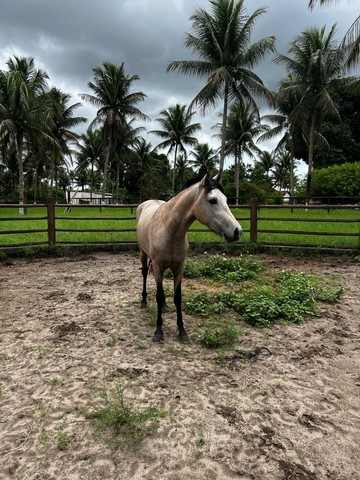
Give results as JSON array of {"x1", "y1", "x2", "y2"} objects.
[{"x1": 0, "y1": 251, "x2": 359, "y2": 480}]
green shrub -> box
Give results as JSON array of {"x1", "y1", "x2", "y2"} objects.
[
  {"x1": 202, "y1": 320, "x2": 240, "y2": 348},
  {"x1": 184, "y1": 291, "x2": 211, "y2": 316}
]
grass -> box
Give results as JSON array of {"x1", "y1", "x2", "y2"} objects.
[
  {"x1": 0, "y1": 205, "x2": 359, "y2": 249},
  {"x1": 87, "y1": 380, "x2": 165, "y2": 450}
]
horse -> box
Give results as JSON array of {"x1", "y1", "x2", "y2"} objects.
[{"x1": 136, "y1": 170, "x2": 242, "y2": 342}]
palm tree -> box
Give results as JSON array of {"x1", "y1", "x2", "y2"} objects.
[
  {"x1": 167, "y1": 0, "x2": 275, "y2": 171},
  {"x1": 149, "y1": 104, "x2": 200, "y2": 193},
  {"x1": 223, "y1": 101, "x2": 270, "y2": 204},
  {"x1": 42, "y1": 87, "x2": 86, "y2": 201},
  {"x1": 80, "y1": 62, "x2": 149, "y2": 202},
  {"x1": 309, "y1": 0, "x2": 359, "y2": 70},
  {"x1": 274, "y1": 25, "x2": 358, "y2": 199},
  {"x1": 75, "y1": 129, "x2": 103, "y2": 201},
  {"x1": 189, "y1": 142, "x2": 219, "y2": 173},
  {"x1": 256, "y1": 150, "x2": 277, "y2": 179},
  {"x1": 272, "y1": 149, "x2": 293, "y2": 191},
  {"x1": 130, "y1": 138, "x2": 158, "y2": 202},
  {"x1": 0, "y1": 56, "x2": 49, "y2": 211},
  {"x1": 259, "y1": 74, "x2": 308, "y2": 197}
]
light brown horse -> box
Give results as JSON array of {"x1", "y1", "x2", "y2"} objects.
[{"x1": 136, "y1": 171, "x2": 242, "y2": 342}]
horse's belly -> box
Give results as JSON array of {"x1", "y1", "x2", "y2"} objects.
[{"x1": 136, "y1": 200, "x2": 165, "y2": 255}]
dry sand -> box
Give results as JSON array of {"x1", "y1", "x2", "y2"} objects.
[{"x1": 0, "y1": 251, "x2": 359, "y2": 480}]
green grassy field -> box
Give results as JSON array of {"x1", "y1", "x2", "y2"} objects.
[{"x1": 0, "y1": 205, "x2": 359, "y2": 249}]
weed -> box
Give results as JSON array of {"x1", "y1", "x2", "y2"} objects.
[
  {"x1": 185, "y1": 291, "x2": 211, "y2": 316},
  {"x1": 57, "y1": 431, "x2": 70, "y2": 451},
  {"x1": 50, "y1": 377, "x2": 60, "y2": 387},
  {"x1": 202, "y1": 320, "x2": 241, "y2": 349},
  {"x1": 184, "y1": 255, "x2": 263, "y2": 283},
  {"x1": 106, "y1": 335, "x2": 117, "y2": 347},
  {"x1": 87, "y1": 381, "x2": 165, "y2": 449}
]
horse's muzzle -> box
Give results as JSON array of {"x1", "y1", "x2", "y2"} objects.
[{"x1": 224, "y1": 227, "x2": 241, "y2": 243}]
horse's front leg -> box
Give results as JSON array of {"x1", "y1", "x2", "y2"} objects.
[{"x1": 174, "y1": 266, "x2": 189, "y2": 342}]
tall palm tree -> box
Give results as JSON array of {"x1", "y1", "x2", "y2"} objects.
[
  {"x1": 223, "y1": 101, "x2": 270, "y2": 204},
  {"x1": 130, "y1": 138, "x2": 158, "y2": 202},
  {"x1": 80, "y1": 62, "x2": 149, "y2": 201},
  {"x1": 149, "y1": 104, "x2": 200, "y2": 193},
  {"x1": 75, "y1": 129, "x2": 103, "y2": 201},
  {"x1": 256, "y1": 150, "x2": 277, "y2": 179},
  {"x1": 309, "y1": 0, "x2": 359, "y2": 70},
  {"x1": 0, "y1": 56, "x2": 49, "y2": 211},
  {"x1": 167, "y1": 0, "x2": 275, "y2": 171},
  {"x1": 274, "y1": 25, "x2": 358, "y2": 199},
  {"x1": 189, "y1": 142, "x2": 219, "y2": 173},
  {"x1": 272, "y1": 149, "x2": 293, "y2": 190},
  {"x1": 42, "y1": 87, "x2": 86, "y2": 200}
]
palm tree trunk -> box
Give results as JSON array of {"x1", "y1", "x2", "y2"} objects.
[
  {"x1": 235, "y1": 145, "x2": 241, "y2": 206},
  {"x1": 219, "y1": 80, "x2": 229, "y2": 172},
  {"x1": 17, "y1": 135, "x2": 25, "y2": 214},
  {"x1": 172, "y1": 143, "x2": 179, "y2": 194},
  {"x1": 102, "y1": 138, "x2": 112, "y2": 206},
  {"x1": 306, "y1": 115, "x2": 316, "y2": 203}
]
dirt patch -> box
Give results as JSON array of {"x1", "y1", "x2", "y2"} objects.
[{"x1": 0, "y1": 252, "x2": 359, "y2": 480}]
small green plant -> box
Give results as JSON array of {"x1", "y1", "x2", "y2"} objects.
[
  {"x1": 87, "y1": 381, "x2": 165, "y2": 449},
  {"x1": 184, "y1": 255, "x2": 263, "y2": 283},
  {"x1": 202, "y1": 320, "x2": 240, "y2": 349},
  {"x1": 57, "y1": 431, "x2": 70, "y2": 451},
  {"x1": 185, "y1": 291, "x2": 211, "y2": 316},
  {"x1": 106, "y1": 335, "x2": 117, "y2": 347}
]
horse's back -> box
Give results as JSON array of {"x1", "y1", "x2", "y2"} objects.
[{"x1": 136, "y1": 200, "x2": 165, "y2": 254}]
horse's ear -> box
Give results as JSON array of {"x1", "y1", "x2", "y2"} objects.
[
  {"x1": 213, "y1": 170, "x2": 223, "y2": 183},
  {"x1": 199, "y1": 170, "x2": 211, "y2": 188}
]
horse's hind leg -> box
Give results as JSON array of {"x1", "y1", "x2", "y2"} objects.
[{"x1": 140, "y1": 250, "x2": 148, "y2": 308}]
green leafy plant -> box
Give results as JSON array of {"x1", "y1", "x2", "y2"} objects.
[
  {"x1": 202, "y1": 320, "x2": 241, "y2": 348},
  {"x1": 184, "y1": 255, "x2": 263, "y2": 283},
  {"x1": 87, "y1": 381, "x2": 165, "y2": 449},
  {"x1": 185, "y1": 291, "x2": 211, "y2": 316}
]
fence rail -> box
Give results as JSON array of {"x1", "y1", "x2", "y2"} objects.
[{"x1": 0, "y1": 198, "x2": 359, "y2": 252}]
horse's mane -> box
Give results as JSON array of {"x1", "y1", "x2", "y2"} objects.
[{"x1": 174, "y1": 174, "x2": 224, "y2": 197}]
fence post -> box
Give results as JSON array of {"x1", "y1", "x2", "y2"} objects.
[
  {"x1": 250, "y1": 197, "x2": 258, "y2": 243},
  {"x1": 47, "y1": 197, "x2": 56, "y2": 246}
]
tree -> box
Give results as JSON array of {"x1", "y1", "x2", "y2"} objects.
[
  {"x1": 0, "y1": 56, "x2": 50, "y2": 211},
  {"x1": 149, "y1": 104, "x2": 200, "y2": 193},
  {"x1": 167, "y1": 0, "x2": 275, "y2": 171},
  {"x1": 256, "y1": 150, "x2": 277, "y2": 179},
  {"x1": 274, "y1": 25, "x2": 358, "y2": 199},
  {"x1": 75, "y1": 129, "x2": 103, "y2": 201},
  {"x1": 189, "y1": 142, "x2": 219, "y2": 173},
  {"x1": 309, "y1": 0, "x2": 359, "y2": 70},
  {"x1": 223, "y1": 101, "x2": 270, "y2": 204},
  {"x1": 42, "y1": 87, "x2": 86, "y2": 201},
  {"x1": 80, "y1": 62, "x2": 149, "y2": 201}
]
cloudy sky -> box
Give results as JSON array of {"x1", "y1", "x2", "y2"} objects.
[{"x1": 0, "y1": 0, "x2": 359, "y2": 173}]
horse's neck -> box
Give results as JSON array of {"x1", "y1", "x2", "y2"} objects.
[{"x1": 163, "y1": 186, "x2": 197, "y2": 237}]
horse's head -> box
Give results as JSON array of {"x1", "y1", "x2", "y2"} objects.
[{"x1": 193, "y1": 171, "x2": 242, "y2": 243}]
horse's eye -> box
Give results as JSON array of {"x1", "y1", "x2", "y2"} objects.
[{"x1": 209, "y1": 198, "x2": 217, "y2": 205}]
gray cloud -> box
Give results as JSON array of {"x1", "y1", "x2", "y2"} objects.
[{"x1": 0, "y1": 0, "x2": 358, "y2": 163}]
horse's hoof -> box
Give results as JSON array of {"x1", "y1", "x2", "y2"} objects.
[
  {"x1": 141, "y1": 301, "x2": 147, "y2": 309},
  {"x1": 179, "y1": 334, "x2": 190, "y2": 343},
  {"x1": 153, "y1": 334, "x2": 164, "y2": 343}
]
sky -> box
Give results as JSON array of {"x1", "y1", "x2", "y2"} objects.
[{"x1": 0, "y1": 0, "x2": 359, "y2": 175}]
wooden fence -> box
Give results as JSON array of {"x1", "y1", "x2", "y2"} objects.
[{"x1": 1, "y1": 197, "x2": 359, "y2": 252}]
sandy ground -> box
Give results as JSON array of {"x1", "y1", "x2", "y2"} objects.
[{"x1": 0, "y1": 251, "x2": 359, "y2": 480}]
